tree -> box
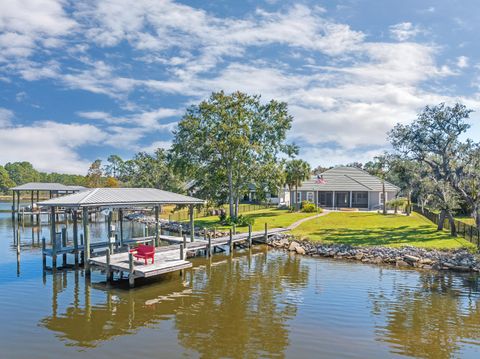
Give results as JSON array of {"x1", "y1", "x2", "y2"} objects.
[
  {"x1": 4, "y1": 161, "x2": 40, "y2": 184},
  {"x1": 171, "y1": 91, "x2": 296, "y2": 219},
  {"x1": 364, "y1": 155, "x2": 389, "y2": 215},
  {"x1": 86, "y1": 159, "x2": 103, "y2": 187},
  {"x1": 104, "y1": 155, "x2": 124, "y2": 179},
  {"x1": 285, "y1": 159, "x2": 311, "y2": 211},
  {"x1": 0, "y1": 165, "x2": 15, "y2": 193},
  {"x1": 105, "y1": 177, "x2": 120, "y2": 188},
  {"x1": 388, "y1": 103, "x2": 474, "y2": 236},
  {"x1": 124, "y1": 149, "x2": 182, "y2": 191}
]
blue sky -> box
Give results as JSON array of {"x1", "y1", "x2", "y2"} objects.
[{"x1": 1, "y1": 0, "x2": 480, "y2": 174}]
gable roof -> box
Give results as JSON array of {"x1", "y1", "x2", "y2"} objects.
[
  {"x1": 11, "y1": 182, "x2": 85, "y2": 192},
  {"x1": 38, "y1": 187, "x2": 205, "y2": 208},
  {"x1": 297, "y1": 166, "x2": 400, "y2": 192}
]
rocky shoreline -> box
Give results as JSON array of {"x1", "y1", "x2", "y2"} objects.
[{"x1": 267, "y1": 233, "x2": 480, "y2": 273}]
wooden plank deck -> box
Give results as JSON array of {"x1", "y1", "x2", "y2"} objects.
[{"x1": 90, "y1": 249, "x2": 192, "y2": 278}]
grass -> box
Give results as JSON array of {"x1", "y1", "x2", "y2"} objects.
[
  {"x1": 455, "y1": 216, "x2": 476, "y2": 226},
  {"x1": 184, "y1": 208, "x2": 318, "y2": 232},
  {"x1": 291, "y1": 211, "x2": 475, "y2": 250}
]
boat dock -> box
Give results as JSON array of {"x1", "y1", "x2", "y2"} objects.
[{"x1": 90, "y1": 227, "x2": 287, "y2": 287}]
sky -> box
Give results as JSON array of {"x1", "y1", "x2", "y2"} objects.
[{"x1": 1, "y1": 0, "x2": 480, "y2": 174}]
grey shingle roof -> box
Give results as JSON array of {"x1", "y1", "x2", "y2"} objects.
[
  {"x1": 38, "y1": 188, "x2": 205, "y2": 207},
  {"x1": 11, "y1": 182, "x2": 82, "y2": 191},
  {"x1": 298, "y1": 166, "x2": 400, "y2": 192}
]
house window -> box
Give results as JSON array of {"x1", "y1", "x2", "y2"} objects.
[
  {"x1": 318, "y1": 191, "x2": 333, "y2": 207},
  {"x1": 352, "y1": 191, "x2": 368, "y2": 208},
  {"x1": 307, "y1": 192, "x2": 314, "y2": 202},
  {"x1": 296, "y1": 192, "x2": 302, "y2": 203},
  {"x1": 379, "y1": 192, "x2": 386, "y2": 205}
]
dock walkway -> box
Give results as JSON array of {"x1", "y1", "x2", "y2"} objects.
[{"x1": 90, "y1": 227, "x2": 287, "y2": 287}]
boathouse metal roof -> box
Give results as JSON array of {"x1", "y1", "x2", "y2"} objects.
[
  {"x1": 38, "y1": 188, "x2": 205, "y2": 208},
  {"x1": 10, "y1": 182, "x2": 85, "y2": 192},
  {"x1": 297, "y1": 166, "x2": 400, "y2": 192}
]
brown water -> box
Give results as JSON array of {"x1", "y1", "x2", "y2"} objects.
[{"x1": 1, "y1": 202, "x2": 480, "y2": 358}]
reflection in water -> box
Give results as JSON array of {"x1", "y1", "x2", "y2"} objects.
[
  {"x1": 370, "y1": 270, "x2": 480, "y2": 359},
  {"x1": 3, "y1": 201, "x2": 480, "y2": 358},
  {"x1": 39, "y1": 248, "x2": 309, "y2": 357}
]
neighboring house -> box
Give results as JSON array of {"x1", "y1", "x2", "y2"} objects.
[
  {"x1": 290, "y1": 166, "x2": 399, "y2": 210},
  {"x1": 245, "y1": 184, "x2": 290, "y2": 206}
]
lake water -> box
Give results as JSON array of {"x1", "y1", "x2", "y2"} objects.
[{"x1": 1, "y1": 201, "x2": 480, "y2": 358}]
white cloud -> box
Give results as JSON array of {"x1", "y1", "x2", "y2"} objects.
[
  {"x1": 0, "y1": 121, "x2": 106, "y2": 174},
  {"x1": 457, "y1": 56, "x2": 469, "y2": 68},
  {"x1": 389, "y1": 22, "x2": 422, "y2": 41},
  {"x1": 0, "y1": 107, "x2": 14, "y2": 127},
  {"x1": 0, "y1": 0, "x2": 76, "y2": 60}
]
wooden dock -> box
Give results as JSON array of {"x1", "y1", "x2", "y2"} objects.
[{"x1": 89, "y1": 227, "x2": 287, "y2": 287}]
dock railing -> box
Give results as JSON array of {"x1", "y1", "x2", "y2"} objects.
[{"x1": 413, "y1": 205, "x2": 480, "y2": 248}]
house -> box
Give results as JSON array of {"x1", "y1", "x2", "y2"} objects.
[
  {"x1": 290, "y1": 166, "x2": 400, "y2": 210},
  {"x1": 245, "y1": 184, "x2": 290, "y2": 206}
]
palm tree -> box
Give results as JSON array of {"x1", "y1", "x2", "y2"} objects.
[{"x1": 285, "y1": 159, "x2": 311, "y2": 211}]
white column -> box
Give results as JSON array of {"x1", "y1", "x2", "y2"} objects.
[
  {"x1": 332, "y1": 191, "x2": 336, "y2": 209},
  {"x1": 350, "y1": 191, "x2": 353, "y2": 208}
]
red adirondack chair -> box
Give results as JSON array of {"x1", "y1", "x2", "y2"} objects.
[{"x1": 130, "y1": 244, "x2": 155, "y2": 264}]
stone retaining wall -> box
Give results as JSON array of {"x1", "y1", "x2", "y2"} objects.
[{"x1": 267, "y1": 233, "x2": 480, "y2": 272}]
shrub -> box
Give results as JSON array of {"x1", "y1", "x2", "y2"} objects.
[
  {"x1": 387, "y1": 198, "x2": 407, "y2": 213},
  {"x1": 218, "y1": 210, "x2": 227, "y2": 222},
  {"x1": 221, "y1": 214, "x2": 255, "y2": 226},
  {"x1": 301, "y1": 200, "x2": 317, "y2": 213}
]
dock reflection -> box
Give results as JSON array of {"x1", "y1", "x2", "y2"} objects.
[{"x1": 39, "y1": 248, "x2": 309, "y2": 357}]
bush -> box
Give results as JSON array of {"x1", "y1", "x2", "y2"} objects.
[
  {"x1": 301, "y1": 200, "x2": 317, "y2": 213},
  {"x1": 222, "y1": 214, "x2": 255, "y2": 226},
  {"x1": 218, "y1": 210, "x2": 227, "y2": 222},
  {"x1": 387, "y1": 198, "x2": 407, "y2": 213}
]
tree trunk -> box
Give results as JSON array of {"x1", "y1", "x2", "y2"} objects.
[
  {"x1": 446, "y1": 211, "x2": 457, "y2": 237},
  {"x1": 228, "y1": 168, "x2": 234, "y2": 219},
  {"x1": 438, "y1": 209, "x2": 446, "y2": 230},
  {"x1": 394, "y1": 205, "x2": 398, "y2": 214},
  {"x1": 235, "y1": 195, "x2": 239, "y2": 219},
  {"x1": 295, "y1": 185, "x2": 299, "y2": 211},
  {"x1": 382, "y1": 180, "x2": 387, "y2": 215},
  {"x1": 406, "y1": 191, "x2": 411, "y2": 216}
]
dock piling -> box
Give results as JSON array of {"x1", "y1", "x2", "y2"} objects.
[
  {"x1": 128, "y1": 253, "x2": 135, "y2": 288},
  {"x1": 42, "y1": 237, "x2": 46, "y2": 268},
  {"x1": 180, "y1": 243, "x2": 184, "y2": 260},
  {"x1": 248, "y1": 224, "x2": 252, "y2": 247},
  {"x1": 229, "y1": 228, "x2": 233, "y2": 252},
  {"x1": 106, "y1": 248, "x2": 113, "y2": 282}
]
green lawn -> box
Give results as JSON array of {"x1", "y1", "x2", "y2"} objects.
[
  {"x1": 455, "y1": 216, "x2": 476, "y2": 226},
  {"x1": 291, "y1": 212, "x2": 475, "y2": 250},
  {"x1": 186, "y1": 208, "x2": 318, "y2": 232}
]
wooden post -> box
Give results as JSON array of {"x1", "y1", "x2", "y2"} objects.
[
  {"x1": 248, "y1": 224, "x2": 252, "y2": 247},
  {"x1": 180, "y1": 243, "x2": 184, "y2": 260},
  {"x1": 264, "y1": 222, "x2": 268, "y2": 242},
  {"x1": 73, "y1": 210, "x2": 79, "y2": 266},
  {"x1": 203, "y1": 227, "x2": 207, "y2": 242},
  {"x1": 233, "y1": 224, "x2": 236, "y2": 235},
  {"x1": 16, "y1": 191, "x2": 20, "y2": 222},
  {"x1": 119, "y1": 209, "x2": 124, "y2": 246},
  {"x1": 183, "y1": 234, "x2": 187, "y2": 249},
  {"x1": 36, "y1": 190, "x2": 40, "y2": 223},
  {"x1": 179, "y1": 224, "x2": 183, "y2": 239},
  {"x1": 80, "y1": 234, "x2": 84, "y2": 264},
  {"x1": 42, "y1": 237, "x2": 46, "y2": 268},
  {"x1": 155, "y1": 205, "x2": 159, "y2": 247},
  {"x1": 207, "y1": 234, "x2": 212, "y2": 257},
  {"x1": 83, "y1": 207, "x2": 91, "y2": 276},
  {"x1": 128, "y1": 252, "x2": 135, "y2": 288},
  {"x1": 50, "y1": 207, "x2": 57, "y2": 269},
  {"x1": 229, "y1": 228, "x2": 233, "y2": 251},
  {"x1": 30, "y1": 190, "x2": 34, "y2": 221},
  {"x1": 106, "y1": 248, "x2": 113, "y2": 282},
  {"x1": 189, "y1": 204, "x2": 194, "y2": 242},
  {"x1": 11, "y1": 190, "x2": 15, "y2": 220},
  {"x1": 61, "y1": 227, "x2": 67, "y2": 266}
]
